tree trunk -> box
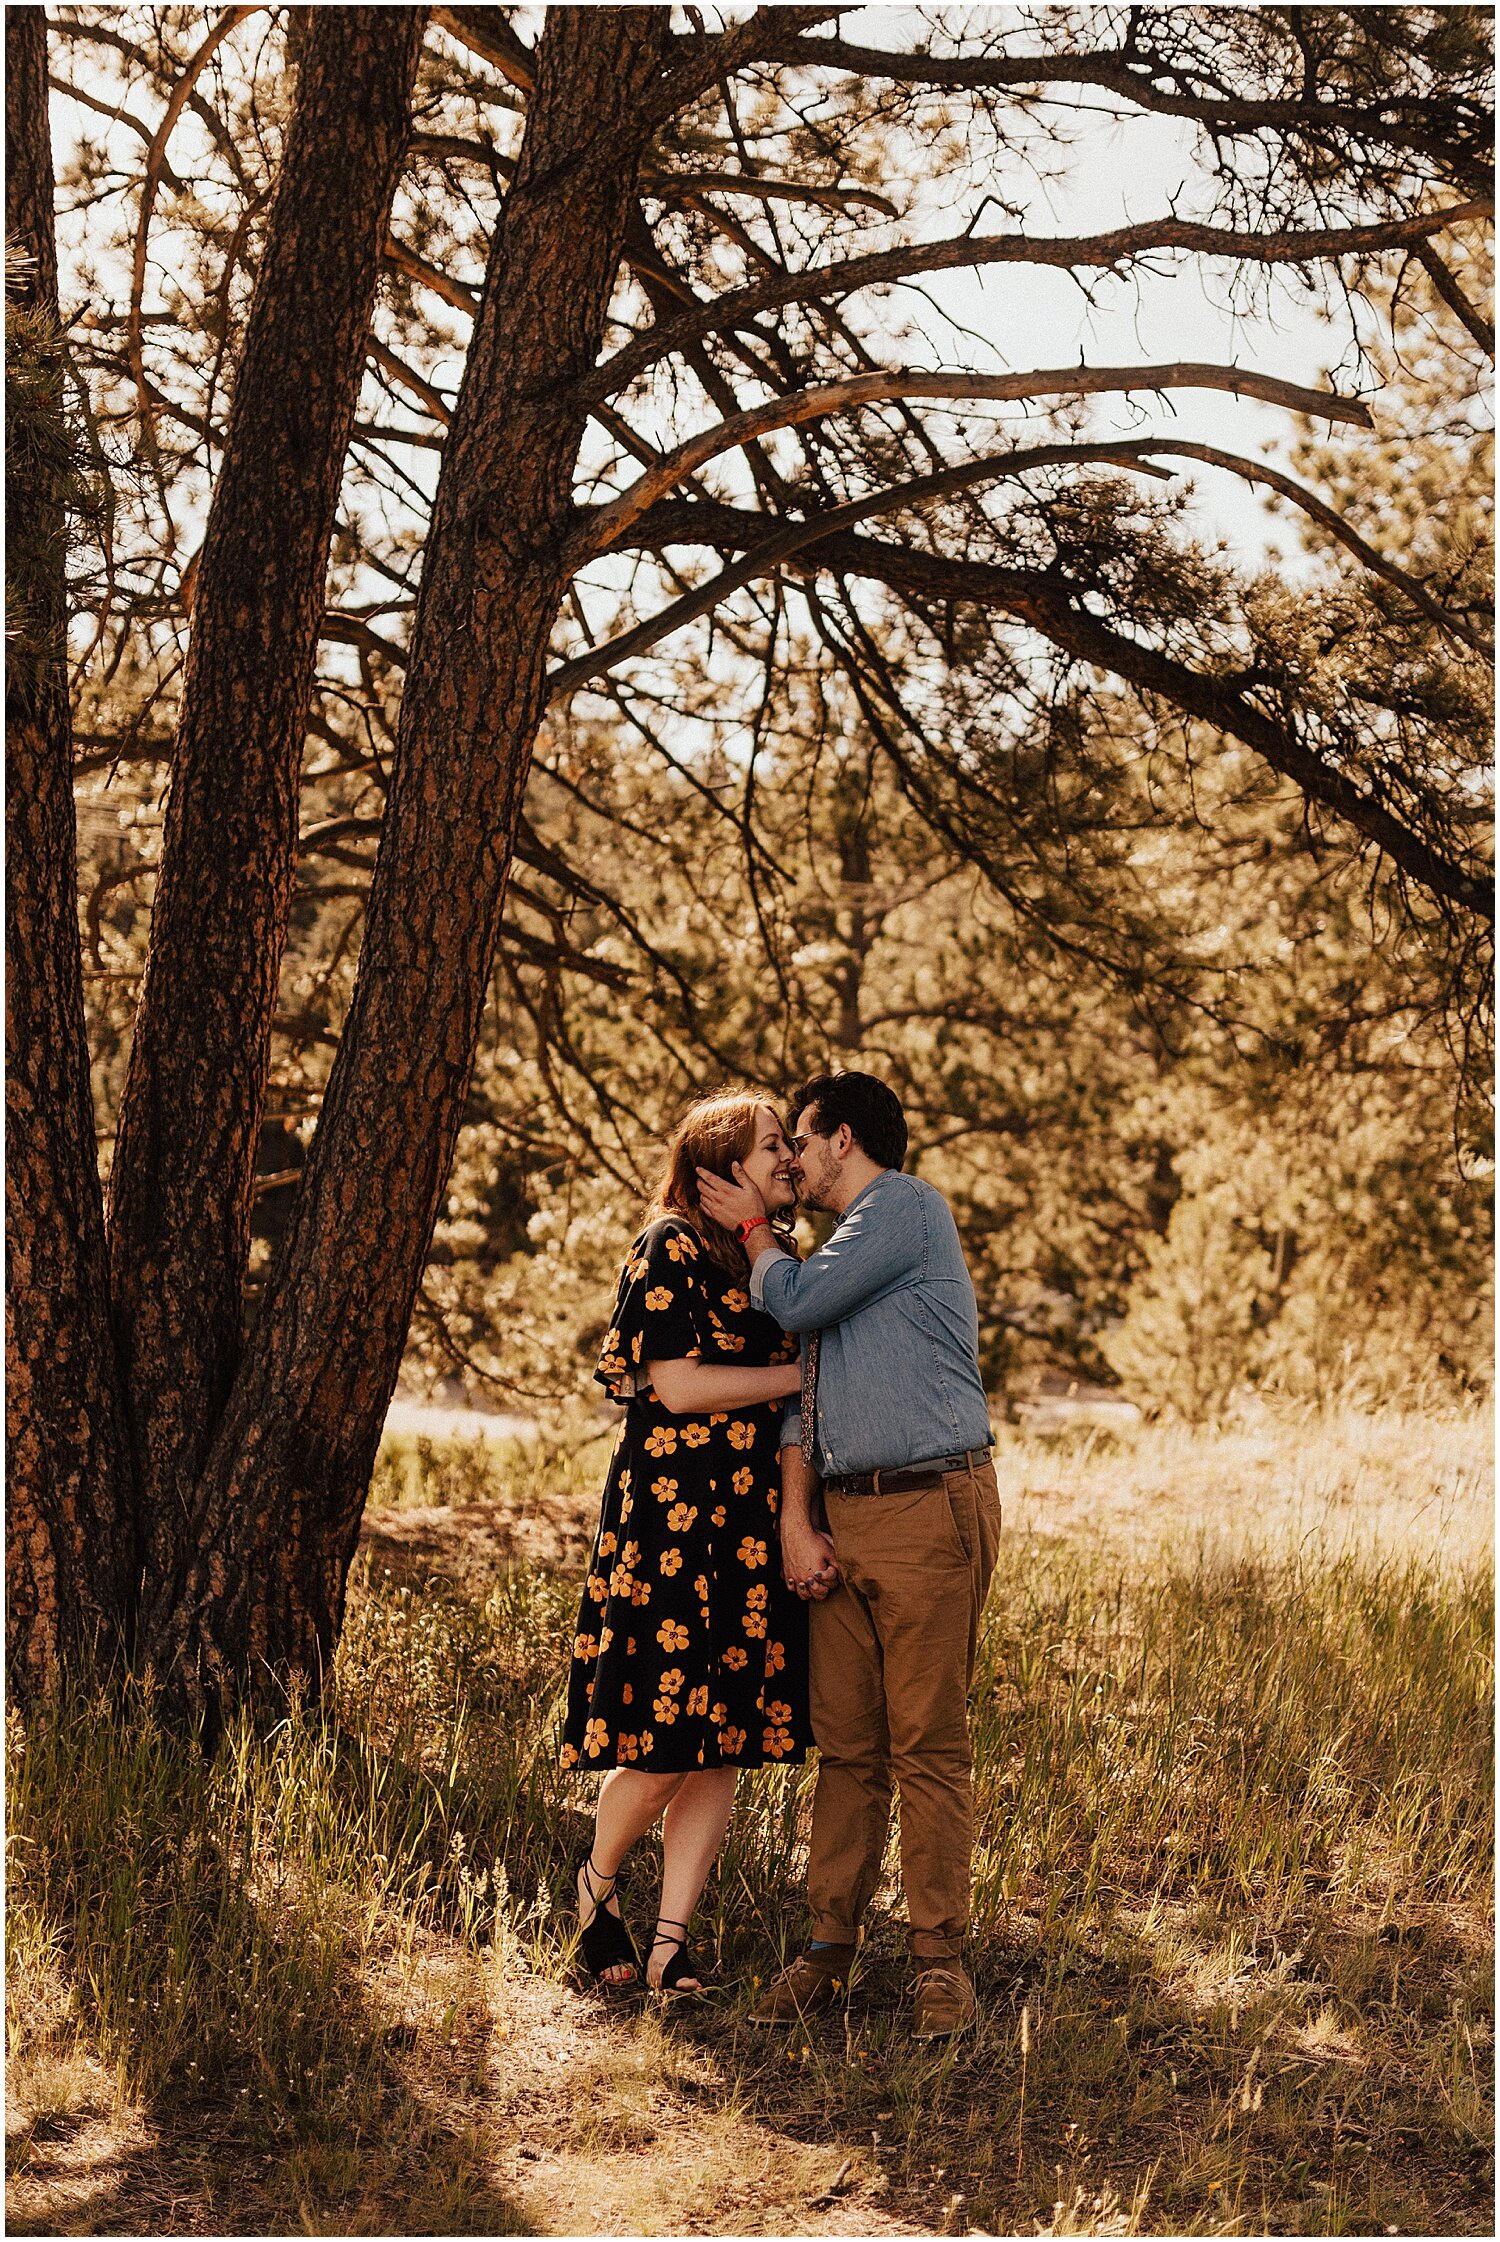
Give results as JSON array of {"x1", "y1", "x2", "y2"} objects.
[
  {"x1": 141, "y1": 6, "x2": 675, "y2": 1712},
  {"x1": 109, "y1": 6, "x2": 428, "y2": 1610},
  {"x1": 5, "y1": 10, "x2": 135, "y2": 1695}
]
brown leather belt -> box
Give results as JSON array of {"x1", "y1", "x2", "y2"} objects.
[{"x1": 823, "y1": 1446, "x2": 992, "y2": 1500}]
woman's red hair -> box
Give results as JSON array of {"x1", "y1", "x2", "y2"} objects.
[{"x1": 645, "y1": 1090, "x2": 793, "y2": 1273}]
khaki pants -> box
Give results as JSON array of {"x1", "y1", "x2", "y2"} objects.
[{"x1": 807, "y1": 1460, "x2": 1002, "y2": 1961}]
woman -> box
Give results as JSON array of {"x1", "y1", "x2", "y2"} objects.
[{"x1": 560, "y1": 1092, "x2": 815, "y2": 1995}]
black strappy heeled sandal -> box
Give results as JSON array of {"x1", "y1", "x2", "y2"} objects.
[
  {"x1": 648, "y1": 1915, "x2": 708, "y2": 1999},
  {"x1": 575, "y1": 1852, "x2": 641, "y2": 1989}
]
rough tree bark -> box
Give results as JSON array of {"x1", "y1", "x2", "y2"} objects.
[
  {"x1": 108, "y1": 6, "x2": 428, "y2": 1597},
  {"x1": 5, "y1": 9, "x2": 135, "y2": 1694},
  {"x1": 139, "y1": 6, "x2": 675, "y2": 1709}
]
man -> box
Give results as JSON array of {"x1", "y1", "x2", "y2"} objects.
[{"x1": 698, "y1": 1070, "x2": 1001, "y2": 2041}]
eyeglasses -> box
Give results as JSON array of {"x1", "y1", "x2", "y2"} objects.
[{"x1": 789, "y1": 1129, "x2": 825, "y2": 1155}]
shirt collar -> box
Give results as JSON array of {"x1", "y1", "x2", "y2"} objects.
[{"x1": 833, "y1": 1167, "x2": 894, "y2": 1228}]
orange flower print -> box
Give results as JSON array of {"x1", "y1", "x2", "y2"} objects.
[
  {"x1": 639, "y1": 1730, "x2": 654, "y2": 1755},
  {"x1": 743, "y1": 1611, "x2": 767, "y2": 1639},
  {"x1": 746, "y1": 1583, "x2": 768, "y2": 1610},
  {"x1": 583, "y1": 1717, "x2": 609, "y2": 1758},
  {"x1": 717, "y1": 1332, "x2": 746, "y2": 1353},
  {"x1": 710, "y1": 1505, "x2": 727, "y2": 1527},
  {"x1": 572, "y1": 1632, "x2": 599, "y2": 1661},
  {"x1": 645, "y1": 1426, "x2": 678, "y2": 1459},
  {"x1": 608, "y1": 1565, "x2": 633, "y2": 1598},
  {"x1": 720, "y1": 1725, "x2": 747, "y2": 1757},
  {"x1": 602, "y1": 1326, "x2": 621, "y2": 1357},
  {"x1": 686, "y1": 1684, "x2": 709, "y2": 1717},
  {"x1": 762, "y1": 1725, "x2": 795, "y2": 1759},
  {"x1": 623, "y1": 1540, "x2": 642, "y2": 1569},
  {"x1": 767, "y1": 1486, "x2": 780, "y2": 1518},
  {"x1": 631, "y1": 1332, "x2": 642, "y2": 1362},
  {"x1": 722, "y1": 1645, "x2": 749, "y2": 1671},
  {"x1": 599, "y1": 1349, "x2": 626, "y2": 1375},
  {"x1": 726, "y1": 1421, "x2": 756, "y2": 1450},
  {"x1": 618, "y1": 1469, "x2": 632, "y2": 1496},
  {"x1": 659, "y1": 1547, "x2": 683, "y2": 1576},
  {"x1": 765, "y1": 1639, "x2": 785, "y2": 1674},
  {"x1": 560, "y1": 1742, "x2": 579, "y2": 1770},
  {"x1": 656, "y1": 1619, "x2": 690, "y2": 1652},
  {"x1": 710, "y1": 1700, "x2": 727, "y2": 1726},
  {"x1": 598, "y1": 1626, "x2": 614, "y2": 1654},
  {"x1": 732, "y1": 1467, "x2": 754, "y2": 1498},
  {"x1": 630, "y1": 1579, "x2": 652, "y2": 1607},
  {"x1": 737, "y1": 1536, "x2": 768, "y2": 1568},
  {"x1": 626, "y1": 1637, "x2": 637, "y2": 1657},
  {"x1": 681, "y1": 1422, "x2": 710, "y2": 1448},
  {"x1": 722, "y1": 1289, "x2": 749, "y2": 1315},
  {"x1": 618, "y1": 1733, "x2": 640, "y2": 1762},
  {"x1": 653, "y1": 1696, "x2": 679, "y2": 1724},
  {"x1": 587, "y1": 1574, "x2": 607, "y2": 1605},
  {"x1": 658, "y1": 1668, "x2": 685, "y2": 1695},
  {"x1": 651, "y1": 1476, "x2": 679, "y2": 1503},
  {"x1": 598, "y1": 1532, "x2": 617, "y2": 1559},
  {"x1": 622, "y1": 1683, "x2": 633, "y2": 1706},
  {"x1": 667, "y1": 1503, "x2": 698, "y2": 1533},
  {"x1": 708, "y1": 1413, "x2": 728, "y2": 1426},
  {"x1": 664, "y1": 1233, "x2": 698, "y2": 1261},
  {"x1": 693, "y1": 1575, "x2": 709, "y2": 1603},
  {"x1": 764, "y1": 1701, "x2": 793, "y2": 1727},
  {"x1": 645, "y1": 1286, "x2": 674, "y2": 1312},
  {"x1": 626, "y1": 1254, "x2": 650, "y2": 1281}
]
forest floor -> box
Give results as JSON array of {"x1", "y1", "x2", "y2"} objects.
[{"x1": 7, "y1": 1404, "x2": 1493, "y2": 2238}]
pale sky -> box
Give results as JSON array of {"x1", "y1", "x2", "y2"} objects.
[{"x1": 50, "y1": 3, "x2": 1441, "y2": 611}]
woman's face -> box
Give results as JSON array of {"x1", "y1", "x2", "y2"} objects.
[{"x1": 732, "y1": 1105, "x2": 797, "y2": 1213}]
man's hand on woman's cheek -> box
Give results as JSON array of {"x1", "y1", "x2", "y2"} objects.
[{"x1": 696, "y1": 1163, "x2": 768, "y2": 1230}]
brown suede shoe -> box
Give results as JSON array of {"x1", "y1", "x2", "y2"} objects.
[
  {"x1": 746, "y1": 1945, "x2": 856, "y2": 2026},
  {"x1": 911, "y1": 1961, "x2": 976, "y2": 2040}
]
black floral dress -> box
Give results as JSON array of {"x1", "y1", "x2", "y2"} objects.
[{"x1": 561, "y1": 1217, "x2": 811, "y2": 1775}]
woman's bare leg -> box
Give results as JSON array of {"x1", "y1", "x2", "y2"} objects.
[
  {"x1": 649, "y1": 1768, "x2": 738, "y2": 1990},
  {"x1": 580, "y1": 1767, "x2": 686, "y2": 1983}
]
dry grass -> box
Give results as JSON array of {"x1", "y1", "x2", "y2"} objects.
[{"x1": 6, "y1": 1404, "x2": 1493, "y2": 2237}]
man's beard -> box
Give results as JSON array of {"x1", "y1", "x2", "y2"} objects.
[{"x1": 794, "y1": 1159, "x2": 835, "y2": 1213}]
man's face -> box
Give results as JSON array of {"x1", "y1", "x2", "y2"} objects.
[{"x1": 788, "y1": 1104, "x2": 841, "y2": 1211}]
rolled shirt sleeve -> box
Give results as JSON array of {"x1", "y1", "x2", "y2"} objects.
[
  {"x1": 779, "y1": 1398, "x2": 802, "y2": 1453},
  {"x1": 748, "y1": 1242, "x2": 794, "y2": 1311}
]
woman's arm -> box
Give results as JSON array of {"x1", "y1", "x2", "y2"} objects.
[{"x1": 647, "y1": 1357, "x2": 801, "y2": 1414}]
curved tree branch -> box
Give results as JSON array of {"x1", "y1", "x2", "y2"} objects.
[
  {"x1": 556, "y1": 420, "x2": 1489, "y2": 691},
  {"x1": 576, "y1": 362, "x2": 1372, "y2": 556},
  {"x1": 554, "y1": 438, "x2": 1175, "y2": 694},
  {"x1": 1115, "y1": 439, "x2": 1493, "y2": 656},
  {"x1": 582, "y1": 202, "x2": 1492, "y2": 408},
  {"x1": 615, "y1": 495, "x2": 1493, "y2": 922}
]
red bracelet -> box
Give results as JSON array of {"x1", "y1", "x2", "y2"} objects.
[{"x1": 735, "y1": 1216, "x2": 770, "y2": 1244}]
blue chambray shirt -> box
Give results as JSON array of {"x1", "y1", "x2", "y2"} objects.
[{"x1": 749, "y1": 1168, "x2": 992, "y2": 1475}]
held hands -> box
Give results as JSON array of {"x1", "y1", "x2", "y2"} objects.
[
  {"x1": 696, "y1": 1161, "x2": 767, "y2": 1233},
  {"x1": 781, "y1": 1514, "x2": 841, "y2": 1601}
]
